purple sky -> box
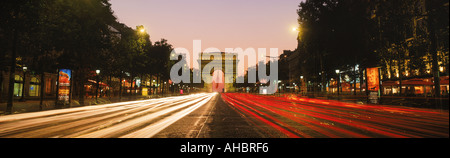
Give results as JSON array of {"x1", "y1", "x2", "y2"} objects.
[{"x1": 110, "y1": 0, "x2": 302, "y2": 68}]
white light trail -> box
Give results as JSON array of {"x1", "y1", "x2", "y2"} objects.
[{"x1": 0, "y1": 93, "x2": 217, "y2": 138}]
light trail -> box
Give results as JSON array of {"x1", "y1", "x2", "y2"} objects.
[
  {"x1": 0, "y1": 93, "x2": 217, "y2": 138},
  {"x1": 120, "y1": 94, "x2": 214, "y2": 138},
  {"x1": 222, "y1": 93, "x2": 449, "y2": 138}
]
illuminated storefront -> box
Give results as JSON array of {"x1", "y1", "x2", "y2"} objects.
[
  {"x1": 382, "y1": 76, "x2": 449, "y2": 96},
  {"x1": 0, "y1": 70, "x2": 58, "y2": 101}
]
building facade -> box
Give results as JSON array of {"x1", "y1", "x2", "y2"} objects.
[{"x1": 0, "y1": 69, "x2": 58, "y2": 102}]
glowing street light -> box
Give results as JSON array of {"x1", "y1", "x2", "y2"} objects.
[
  {"x1": 136, "y1": 25, "x2": 146, "y2": 34},
  {"x1": 299, "y1": 76, "x2": 304, "y2": 95},
  {"x1": 96, "y1": 69, "x2": 100, "y2": 103},
  {"x1": 20, "y1": 66, "x2": 28, "y2": 102},
  {"x1": 335, "y1": 69, "x2": 340, "y2": 96},
  {"x1": 292, "y1": 26, "x2": 300, "y2": 32}
]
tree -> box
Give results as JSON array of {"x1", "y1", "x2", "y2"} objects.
[
  {"x1": 426, "y1": 0, "x2": 449, "y2": 97},
  {"x1": 1, "y1": 0, "x2": 177, "y2": 113},
  {"x1": 297, "y1": 0, "x2": 373, "y2": 94},
  {"x1": 119, "y1": 25, "x2": 152, "y2": 97},
  {"x1": 151, "y1": 39, "x2": 174, "y2": 94},
  {"x1": 0, "y1": 0, "x2": 45, "y2": 113},
  {"x1": 49, "y1": 0, "x2": 117, "y2": 106},
  {"x1": 297, "y1": 0, "x2": 338, "y2": 92},
  {"x1": 373, "y1": 0, "x2": 449, "y2": 97},
  {"x1": 373, "y1": 0, "x2": 420, "y2": 95}
]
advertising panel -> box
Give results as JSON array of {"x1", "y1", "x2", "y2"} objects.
[
  {"x1": 366, "y1": 67, "x2": 380, "y2": 104},
  {"x1": 58, "y1": 69, "x2": 71, "y2": 105},
  {"x1": 366, "y1": 67, "x2": 380, "y2": 92}
]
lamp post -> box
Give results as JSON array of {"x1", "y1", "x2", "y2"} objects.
[
  {"x1": 20, "y1": 66, "x2": 27, "y2": 102},
  {"x1": 336, "y1": 69, "x2": 340, "y2": 96},
  {"x1": 152, "y1": 79, "x2": 156, "y2": 95},
  {"x1": 300, "y1": 76, "x2": 304, "y2": 95},
  {"x1": 137, "y1": 25, "x2": 146, "y2": 36},
  {"x1": 96, "y1": 69, "x2": 100, "y2": 104},
  {"x1": 163, "y1": 81, "x2": 166, "y2": 96}
]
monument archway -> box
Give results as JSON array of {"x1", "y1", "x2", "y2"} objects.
[
  {"x1": 212, "y1": 70, "x2": 225, "y2": 92},
  {"x1": 199, "y1": 52, "x2": 238, "y2": 93}
]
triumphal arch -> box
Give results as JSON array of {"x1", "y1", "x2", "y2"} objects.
[{"x1": 198, "y1": 52, "x2": 238, "y2": 93}]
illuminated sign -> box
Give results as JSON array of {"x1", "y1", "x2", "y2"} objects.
[
  {"x1": 366, "y1": 67, "x2": 380, "y2": 92},
  {"x1": 142, "y1": 88, "x2": 148, "y2": 96},
  {"x1": 366, "y1": 67, "x2": 380, "y2": 104},
  {"x1": 58, "y1": 69, "x2": 71, "y2": 105}
]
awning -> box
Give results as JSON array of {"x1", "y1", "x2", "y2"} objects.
[
  {"x1": 382, "y1": 81, "x2": 399, "y2": 87},
  {"x1": 402, "y1": 78, "x2": 434, "y2": 86},
  {"x1": 382, "y1": 77, "x2": 449, "y2": 86},
  {"x1": 439, "y1": 76, "x2": 449, "y2": 85},
  {"x1": 88, "y1": 79, "x2": 108, "y2": 86}
]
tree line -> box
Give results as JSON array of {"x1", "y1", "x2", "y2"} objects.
[
  {"x1": 295, "y1": 0, "x2": 448, "y2": 96},
  {"x1": 0, "y1": 0, "x2": 174, "y2": 114}
]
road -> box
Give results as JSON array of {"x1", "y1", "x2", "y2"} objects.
[
  {"x1": 0, "y1": 93, "x2": 448, "y2": 138},
  {"x1": 221, "y1": 93, "x2": 449, "y2": 138},
  {"x1": 0, "y1": 93, "x2": 217, "y2": 138}
]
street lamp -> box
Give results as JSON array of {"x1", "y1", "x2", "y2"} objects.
[
  {"x1": 136, "y1": 25, "x2": 146, "y2": 34},
  {"x1": 300, "y1": 76, "x2": 304, "y2": 95},
  {"x1": 96, "y1": 69, "x2": 100, "y2": 103},
  {"x1": 163, "y1": 81, "x2": 167, "y2": 96},
  {"x1": 20, "y1": 66, "x2": 28, "y2": 102},
  {"x1": 336, "y1": 69, "x2": 340, "y2": 96},
  {"x1": 292, "y1": 26, "x2": 300, "y2": 32}
]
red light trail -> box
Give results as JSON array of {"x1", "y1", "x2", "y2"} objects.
[{"x1": 221, "y1": 93, "x2": 449, "y2": 138}]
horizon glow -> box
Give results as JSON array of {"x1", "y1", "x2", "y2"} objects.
[{"x1": 109, "y1": 0, "x2": 303, "y2": 69}]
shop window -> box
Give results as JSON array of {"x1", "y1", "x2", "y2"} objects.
[
  {"x1": 29, "y1": 77, "x2": 40, "y2": 97},
  {"x1": 13, "y1": 75, "x2": 23, "y2": 97},
  {"x1": 45, "y1": 78, "x2": 52, "y2": 94}
]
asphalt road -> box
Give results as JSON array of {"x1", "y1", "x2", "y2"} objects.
[
  {"x1": 0, "y1": 93, "x2": 217, "y2": 138},
  {"x1": 154, "y1": 92, "x2": 264, "y2": 138},
  {"x1": 0, "y1": 92, "x2": 448, "y2": 138},
  {"x1": 221, "y1": 93, "x2": 449, "y2": 138},
  {"x1": 0, "y1": 92, "x2": 264, "y2": 138}
]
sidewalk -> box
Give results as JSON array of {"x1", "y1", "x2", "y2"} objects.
[{"x1": 0, "y1": 94, "x2": 184, "y2": 115}]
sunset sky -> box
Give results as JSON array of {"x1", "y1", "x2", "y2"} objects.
[{"x1": 110, "y1": 0, "x2": 302, "y2": 69}]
